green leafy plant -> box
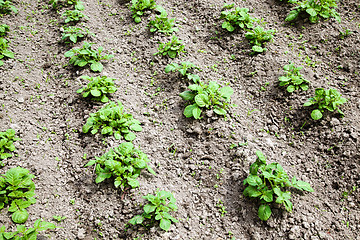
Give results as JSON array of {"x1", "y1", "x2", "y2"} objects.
[
  {"x1": 0, "y1": 0, "x2": 17, "y2": 15},
  {"x1": 179, "y1": 81, "x2": 234, "y2": 119},
  {"x1": 339, "y1": 28, "x2": 352, "y2": 39},
  {"x1": 0, "y1": 24, "x2": 9, "y2": 37},
  {"x1": 62, "y1": 9, "x2": 88, "y2": 24},
  {"x1": 278, "y1": 62, "x2": 310, "y2": 92},
  {"x1": 129, "y1": 190, "x2": 178, "y2": 231},
  {"x1": 64, "y1": 42, "x2": 114, "y2": 72},
  {"x1": 77, "y1": 75, "x2": 117, "y2": 103},
  {"x1": 82, "y1": 101, "x2": 142, "y2": 141},
  {"x1": 304, "y1": 88, "x2": 347, "y2": 120},
  {"x1": 148, "y1": 6, "x2": 178, "y2": 35},
  {"x1": 243, "y1": 151, "x2": 314, "y2": 221},
  {"x1": 0, "y1": 38, "x2": 14, "y2": 67},
  {"x1": 49, "y1": 0, "x2": 84, "y2": 10},
  {"x1": 0, "y1": 129, "x2": 20, "y2": 164},
  {"x1": 52, "y1": 215, "x2": 67, "y2": 222},
  {"x1": 245, "y1": 26, "x2": 275, "y2": 53},
  {"x1": 0, "y1": 219, "x2": 57, "y2": 239},
  {"x1": 0, "y1": 167, "x2": 36, "y2": 224},
  {"x1": 61, "y1": 26, "x2": 94, "y2": 44},
  {"x1": 154, "y1": 35, "x2": 185, "y2": 58},
  {"x1": 164, "y1": 61, "x2": 200, "y2": 83},
  {"x1": 85, "y1": 142, "x2": 156, "y2": 191},
  {"x1": 220, "y1": 7, "x2": 257, "y2": 32},
  {"x1": 131, "y1": 0, "x2": 156, "y2": 23},
  {"x1": 285, "y1": 0, "x2": 341, "y2": 23}
]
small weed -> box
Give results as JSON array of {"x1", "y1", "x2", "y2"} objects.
[
  {"x1": 216, "y1": 200, "x2": 227, "y2": 217},
  {"x1": 53, "y1": 215, "x2": 67, "y2": 222},
  {"x1": 339, "y1": 28, "x2": 352, "y2": 39}
]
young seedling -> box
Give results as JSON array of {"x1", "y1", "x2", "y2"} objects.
[
  {"x1": 164, "y1": 61, "x2": 200, "y2": 83},
  {"x1": 82, "y1": 101, "x2": 142, "y2": 141},
  {"x1": 131, "y1": 0, "x2": 156, "y2": 23},
  {"x1": 0, "y1": 219, "x2": 57, "y2": 239},
  {"x1": 64, "y1": 42, "x2": 114, "y2": 72},
  {"x1": 245, "y1": 26, "x2": 275, "y2": 53},
  {"x1": 0, "y1": 167, "x2": 36, "y2": 224},
  {"x1": 0, "y1": 37, "x2": 14, "y2": 66},
  {"x1": 304, "y1": 88, "x2": 347, "y2": 120},
  {"x1": 0, "y1": 129, "x2": 20, "y2": 165},
  {"x1": 243, "y1": 151, "x2": 314, "y2": 221},
  {"x1": 179, "y1": 81, "x2": 234, "y2": 119},
  {"x1": 220, "y1": 7, "x2": 257, "y2": 32},
  {"x1": 129, "y1": 190, "x2": 178, "y2": 231},
  {"x1": 148, "y1": 6, "x2": 178, "y2": 35},
  {"x1": 52, "y1": 215, "x2": 67, "y2": 222},
  {"x1": 154, "y1": 35, "x2": 185, "y2": 58},
  {"x1": 62, "y1": 9, "x2": 88, "y2": 24},
  {"x1": 85, "y1": 142, "x2": 156, "y2": 191},
  {"x1": 0, "y1": 24, "x2": 9, "y2": 37},
  {"x1": 50, "y1": 0, "x2": 84, "y2": 10},
  {"x1": 339, "y1": 28, "x2": 352, "y2": 39},
  {"x1": 77, "y1": 75, "x2": 117, "y2": 103},
  {"x1": 278, "y1": 62, "x2": 310, "y2": 92},
  {"x1": 0, "y1": 0, "x2": 18, "y2": 15},
  {"x1": 61, "y1": 26, "x2": 94, "y2": 44},
  {"x1": 285, "y1": 0, "x2": 341, "y2": 23}
]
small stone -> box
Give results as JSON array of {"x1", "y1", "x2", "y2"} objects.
[
  {"x1": 17, "y1": 97, "x2": 25, "y2": 103},
  {"x1": 77, "y1": 228, "x2": 86, "y2": 239}
]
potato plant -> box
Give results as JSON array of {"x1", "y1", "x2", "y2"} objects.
[
  {"x1": 0, "y1": 24, "x2": 9, "y2": 37},
  {"x1": 220, "y1": 7, "x2": 257, "y2": 32},
  {"x1": 85, "y1": 142, "x2": 156, "y2": 191},
  {"x1": 164, "y1": 61, "x2": 200, "y2": 83},
  {"x1": 278, "y1": 62, "x2": 310, "y2": 92},
  {"x1": 62, "y1": 9, "x2": 88, "y2": 24},
  {"x1": 148, "y1": 6, "x2": 178, "y2": 35},
  {"x1": 49, "y1": 0, "x2": 84, "y2": 10},
  {"x1": 245, "y1": 26, "x2": 275, "y2": 53},
  {"x1": 0, "y1": 219, "x2": 57, "y2": 239},
  {"x1": 77, "y1": 75, "x2": 117, "y2": 103},
  {"x1": 0, "y1": 0, "x2": 18, "y2": 15},
  {"x1": 61, "y1": 26, "x2": 94, "y2": 44},
  {"x1": 243, "y1": 151, "x2": 314, "y2": 221},
  {"x1": 131, "y1": 0, "x2": 156, "y2": 23},
  {"x1": 154, "y1": 35, "x2": 185, "y2": 58},
  {"x1": 0, "y1": 37, "x2": 14, "y2": 67},
  {"x1": 82, "y1": 101, "x2": 142, "y2": 141},
  {"x1": 0, "y1": 129, "x2": 20, "y2": 165}
]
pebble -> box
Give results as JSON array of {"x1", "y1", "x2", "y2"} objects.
[{"x1": 77, "y1": 228, "x2": 86, "y2": 239}]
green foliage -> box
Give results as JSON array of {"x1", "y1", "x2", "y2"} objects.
[
  {"x1": 82, "y1": 101, "x2": 142, "y2": 141},
  {"x1": 304, "y1": 88, "x2": 347, "y2": 120},
  {"x1": 64, "y1": 42, "x2": 114, "y2": 72},
  {"x1": 278, "y1": 62, "x2": 310, "y2": 92},
  {"x1": 77, "y1": 75, "x2": 117, "y2": 103},
  {"x1": 0, "y1": 0, "x2": 18, "y2": 15},
  {"x1": 164, "y1": 61, "x2": 200, "y2": 83},
  {"x1": 285, "y1": 0, "x2": 341, "y2": 23},
  {"x1": 243, "y1": 151, "x2": 314, "y2": 221},
  {"x1": 0, "y1": 37, "x2": 14, "y2": 67},
  {"x1": 0, "y1": 219, "x2": 57, "y2": 239},
  {"x1": 62, "y1": 9, "x2": 88, "y2": 23},
  {"x1": 131, "y1": 0, "x2": 156, "y2": 23},
  {"x1": 0, "y1": 167, "x2": 36, "y2": 224},
  {"x1": 245, "y1": 26, "x2": 275, "y2": 53},
  {"x1": 154, "y1": 35, "x2": 185, "y2": 58},
  {"x1": 148, "y1": 6, "x2": 178, "y2": 35},
  {"x1": 52, "y1": 215, "x2": 67, "y2": 222},
  {"x1": 0, "y1": 24, "x2": 9, "y2": 37},
  {"x1": 220, "y1": 7, "x2": 257, "y2": 32},
  {"x1": 49, "y1": 0, "x2": 84, "y2": 10},
  {"x1": 85, "y1": 142, "x2": 156, "y2": 191},
  {"x1": 0, "y1": 129, "x2": 20, "y2": 164},
  {"x1": 129, "y1": 190, "x2": 178, "y2": 231},
  {"x1": 61, "y1": 26, "x2": 93, "y2": 44},
  {"x1": 179, "y1": 81, "x2": 234, "y2": 119}
]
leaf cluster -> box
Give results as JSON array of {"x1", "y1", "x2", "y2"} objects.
[
  {"x1": 77, "y1": 75, "x2": 117, "y2": 103},
  {"x1": 49, "y1": 0, "x2": 84, "y2": 10},
  {"x1": 154, "y1": 35, "x2": 185, "y2": 59},
  {"x1": 0, "y1": 129, "x2": 20, "y2": 163},
  {"x1": 148, "y1": 6, "x2": 178, "y2": 35},
  {"x1": 85, "y1": 142, "x2": 156, "y2": 191},
  {"x1": 0, "y1": 38, "x2": 14, "y2": 67},
  {"x1": 131, "y1": 0, "x2": 156, "y2": 23},
  {"x1": 64, "y1": 42, "x2": 114, "y2": 72},
  {"x1": 129, "y1": 190, "x2": 178, "y2": 231},
  {"x1": 61, "y1": 9, "x2": 88, "y2": 24},
  {"x1": 0, "y1": 167, "x2": 36, "y2": 224},
  {"x1": 0, "y1": 219, "x2": 57, "y2": 240},
  {"x1": 304, "y1": 88, "x2": 347, "y2": 120},
  {"x1": 0, "y1": 0, "x2": 17, "y2": 15},
  {"x1": 61, "y1": 26, "x2": 93, "y2": 44},
  {"x1": 243, "y1": 151, "x2": 314, "y2": 221},
  {"x1": 0, "y1": 24, "x2": 9, "y2": 37},
  {"x1": 220, "y1": 7, "x2": 257, "y2": 32},
  {"x1": 285, "y1": 0, "x2": 341, "y2": 23},
  {"x1": 179, "y1": 81, "x2": 234, "y2": 119},
  {"x1": 278, "y1": 62, "x2": 310, "y2": 92},
  {"x1": 245, "y1": 26, "x2": 275, "y2": 53},
  {"x1": 82, "y1": 101, "x2": 142, "y2": 141},
  {"x1": 164, "y1": 61, "x2": 200, "y2": 83}
]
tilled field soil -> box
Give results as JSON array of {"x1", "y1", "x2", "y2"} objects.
[{"x1": 0, "y1": 0, "x2": 359, "y2": 239}]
